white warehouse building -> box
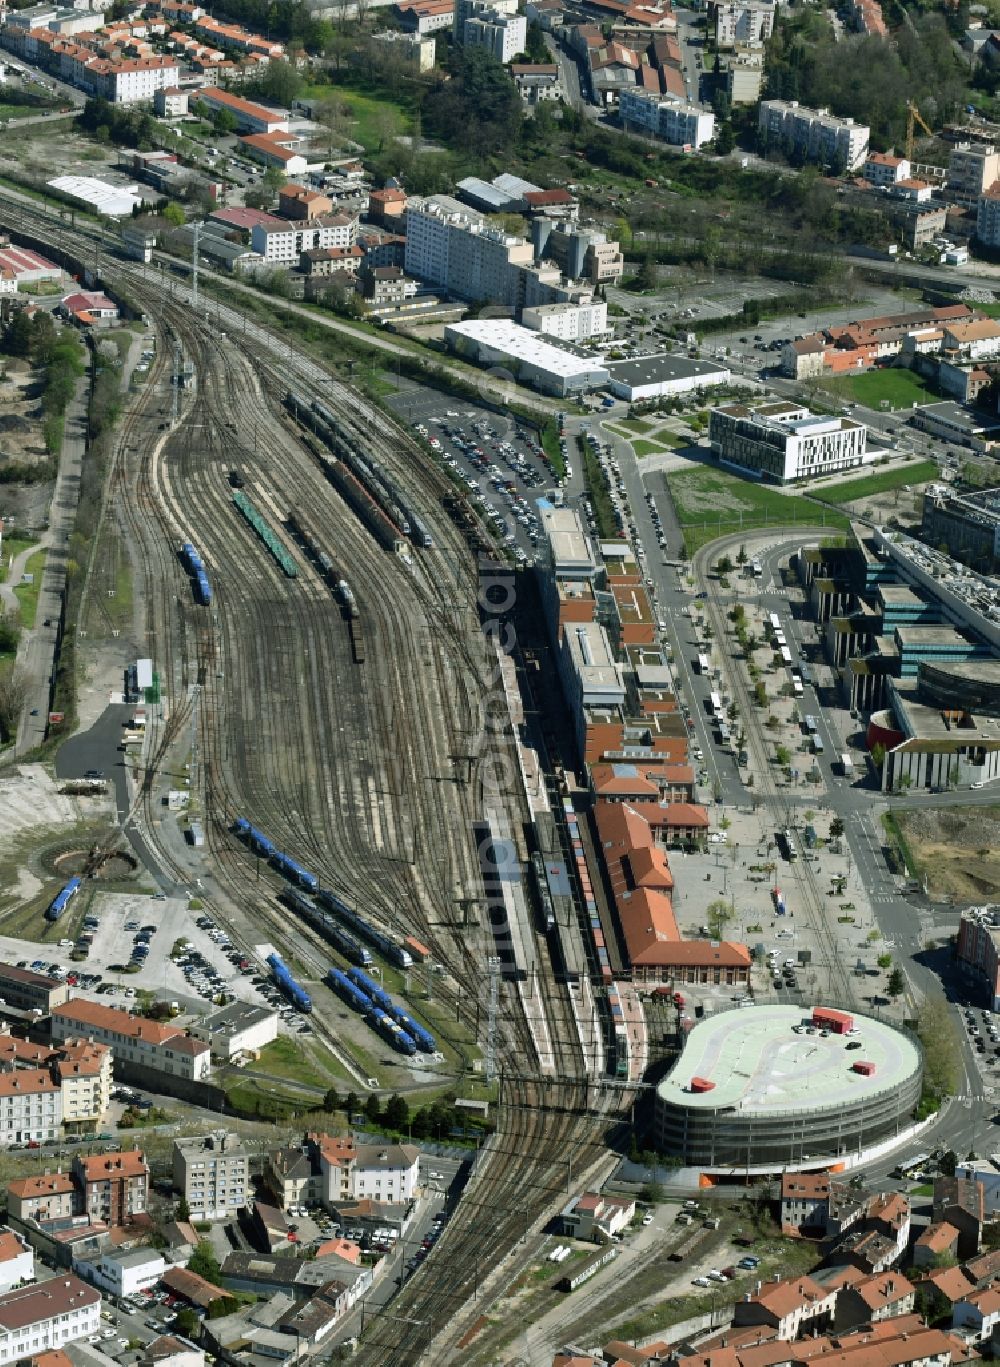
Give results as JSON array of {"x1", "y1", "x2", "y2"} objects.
[
  {"x1": 619, "y1": 89, "x2": 715, "y2": 149},
  {"x1": 758, "y1": 99, "x2": 869, "y2": 170},
  {"x1": 709, "y1": 399, "x2": 869, "y2": 483},
  {"x1": 521, "y1": 300, "x2": 609, "y2": 342},
  {"x1": 444, "y1": 319, "x2": 610, "y2": 397}
]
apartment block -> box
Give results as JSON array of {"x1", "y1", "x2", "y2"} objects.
[
  {"x1": 463, "y1": 8, "x2": 527, "y2": 61},
  {"x1": 173, "y1": 1133, "x2": 249, "y2": 1220},
  {"x1": 715, "y1": 1, "x2": 774, "y2": 46},
  {"x1": 0, "y1": 1277, "x2": 101, "y2": 1360},
  {"x1": 404, "y1": 194, "x2": 535, "y2": 305},
  {"x1": 710, "y1": 399, "x2": 868, "y2": 483},
  {"x1": 957, "y1": 908, "x2": 1000, "y2": 1010},
  {"x1": 950, "y1": 141, "x2": 1000, "y2": 208},
  {"x1": 250, "y1": 213, "x2": 358, "y2": 265},
  {"x1": 0, "y1": 1033, "x2": 111, "y2": 1140},
  {"x1": 977, "y1": 180, "x2": 1000, "y2": 247},
  {"x1": 725, "y1": 48, "x2": 764, "y2": 103},
  {"x1": 453, "y1": 0, "x2": 518, "y2": 37},
  {"x1": 619, "y1": 88, "x2": 715, "y2": 148},
  {"x1": 50, "y1": 1000, "x2": 211, "y2": 1082},
  {"x1": 370, "y1": 29, "x2": 436, "y2": 69},
  {"x1": 84, "y1": 1248, "x2": 165, "y2": 1300},
  {"x1": 533, "y1": 219, "x2": 624, "y2": 284},
  {"x1": 71, "y1": 1150, "x2": 149, "y2": 1227},
  {"x1": 758, "y1": 99, "x2": 870, "y2": 170},
  {"x1": 521, "y1": 299, "x2": 608, "y2": 341},
  {"x1": 265, "y1": 1136, "x2": 421, "y2": 1212}
]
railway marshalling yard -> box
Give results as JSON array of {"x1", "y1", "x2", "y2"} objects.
[{"x1": 0, "y1": 190, "x2": 621, "y2": 1364}]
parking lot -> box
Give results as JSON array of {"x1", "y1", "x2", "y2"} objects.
[
  {"x1": 5, "y1": 890, "x2": 310, "y2": 1033},
  {"x1": 386, "y1": 383, "x2": 557, "y2": 562}
]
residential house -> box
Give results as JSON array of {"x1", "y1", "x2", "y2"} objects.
[
  {"x1": 71, "y1": 1151, "x2": 148, "y2": 1228},
  {"x1": 6, "y1": 1174, "x2": 76, "y2": 1224},
  {"x1": 933, "y1": 1177, "x2": 985, "y2": 1259},
  {"x1": 0, "y1": 1231, "x2": 34, "y2": 1295},
  {"x1": 953, "y1": 1284, "x2": 1000, "y2": 1346},
  {"x1": 559, "y1": 1192, "x2": 635, "y2": 1242},
  {"x1": 780, "y1": 1171, "x2": 831, "y2": 1234},
  {"x1": 833, "y1": 1271, "x2": 915, "y2": 1331},
  {"x1": 731, "y1": 1276, "x2": 836, "y2": 1340},
  {"x1": 913, "y1": 1221, "x2": 961, "y2": 1268}
]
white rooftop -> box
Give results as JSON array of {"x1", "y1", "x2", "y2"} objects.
[
  {"x1": 48, "y1": 175, "x2": 143, "y2": 218},
  {"x1": 445, "y1": 319, "x2": 606, "y2": 381},
  {"x1": 658, "y1": 1004, "x2": 921, "y2": 1115},
  {"x1": 540, "y1": 504, "x2": 596, "y2": 577},
  {"x1": 564, "y1": 621, "x2": 625, "y2": 702}
]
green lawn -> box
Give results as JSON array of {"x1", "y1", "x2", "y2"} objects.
[
  {"x1": 633, "y1": 438, "x2": 671, "y2": 456},
  {"x1": 812, "y1": 458, "x2": 939, "y2": 505},
  {"x1": 667, "y1": 466, "x2": 850, "y2": 553},
  {"x1": 822, "y1": 368, "x2": 935, "y2": 411},
  {"x1": 300, "y1": 83, "x2": 411, "y2": 152},
  {"x1": 14, "y1": 549, "x2": 46, "y2": 629}
]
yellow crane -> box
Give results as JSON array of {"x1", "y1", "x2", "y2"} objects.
[{"x1": 905, "y1": 100, "x2": 935, "y2": 162}]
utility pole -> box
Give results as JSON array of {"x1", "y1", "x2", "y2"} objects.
[
  {"x1": 191, "y1": 221, "x2": 201, "y2": 310},
  {"x1": 189, "y1": 682, "x2": 201, "y2": 809},
  {"x1": 171, "y1": 342, "x2": 182, "y2": 424},
  {"x1": 485, "y1": 957, "x2": 501, "y2": 1084}
]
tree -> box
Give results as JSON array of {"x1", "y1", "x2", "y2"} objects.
[
  {"x1": 209, "y1": 104, "x2": 237, "y2": 134},
  {"x1": 870, "y1": 742, "x2": 886, "y2": 768},
  {"x1": 829, "y1": 816, "x2": 845, "y2": 840},
  {"x1": 877, "y1": 953, "x2": 893, "y2": 969},
  {"x1": 640, "y1": 1180, "x2": 665, "y2": 1204},
  {"x1": 258, "y1": 59, "x2": 302, "y2": 106},
  {"x1": 736, "y1": 544, "x2": 748, "y2": 565},
  {"x1": 174, "y1": 1309, "x2": 200, "y2": 1339},
  {"x1": 775, "y1": 745, "x2": 791, "y2": 766},
  {"x1": 706, "y1": 898, "x2": 733, "y2": 940},
  {"x1": 344, "y1": 1090, "x2": 360, "y2": 1119},
  {"x1": 916, "y1": 998, "x2": 960, "y2": 1105},
  {"x1": 1, "y1": 310, "x2": 32, "y2": 357},
  {"x1": 383, "y1": 1093, "x2": 409, "y2": 1131},
  {"x1": 188, "y1": 1242, "x2": 222, "y2": 1286},
  {"x1": 365, "y1": 1093, "x2": 383, "y2": 1125},
  {"x1": 939, "y1": 1149, "x2": 959, "y2": 1178},
  {"x1": 716, "y1": 554, "x2": 733, "y2": 574},
  {"x1": 162, "y1": 201, "x2": 185, "y2": 226},
  {"x1": 887, "y1": 967, "x2": 905, "y2": 1000},
  {"x1": 323, "y1": 1087, "x2": 342, "y2": 1113},
  {"x1": 176, "y1": 1197, "x2": 190, "y2": 1222}
]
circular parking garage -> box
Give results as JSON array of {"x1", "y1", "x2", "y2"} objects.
[{"x1": 654, "y1": 1004, "x2": 923, "y2": 1174}]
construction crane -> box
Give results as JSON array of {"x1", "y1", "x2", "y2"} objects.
[{"x1": 905, "y1": 100, "x2": 935, "y2": 163}]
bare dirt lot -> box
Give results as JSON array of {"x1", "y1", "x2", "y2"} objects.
[{"x1": 895, "y1": 805, "x2": 1000, "y2": 901}]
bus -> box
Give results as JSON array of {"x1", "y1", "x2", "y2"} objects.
[
  {"x1": 710, "y1": 691, "x2": 723, "y2": 719},
  {"x1": 800, "y1": 663, "x2": 813, "y2": 685},
  {"x1": 804, "y1": 715, "x2": 819, "y2": 734},
  {"x1": 769, "y1": 613, "x2": 781, "y2": 634},
  {"x1": 780, "y1": 646, "x2": 793, "y2": 666},
  {"x1": 774, "y1": 631, "x2": 787, "y2": 649},
  {"x1": 792, "y1": 678, "x2": 804, "y2": 698},
  {"x1": 812, "y1": 735, "x2": 824, "y2": 755},
  {"x1": 696, "y1": 653, "x2": 710, "y2": 676},
  {"x1": 892, "y1": 1153, "x2": 930, "y2": 1179},
  {"x1": 752, "y1": 560, "x2": 763, "y2": 578}
]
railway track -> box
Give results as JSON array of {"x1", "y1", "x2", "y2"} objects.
[{"x1": 0, "y1": 189, "x2": 630, "y2": 1361}]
